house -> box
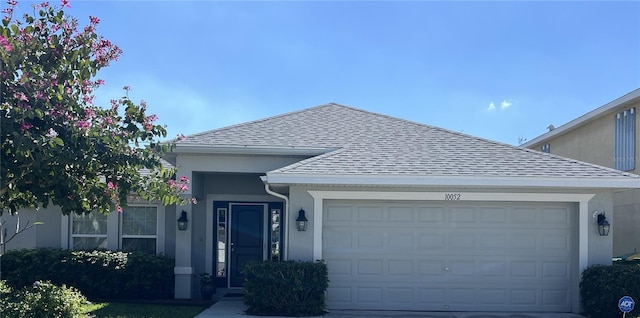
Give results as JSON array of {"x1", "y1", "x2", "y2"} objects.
[
  {"x1": 2, "y1": 103, "x2": 639, "y2": 313},
  {"x1": 522, "y1": 88, "x2": 640, "y2": 258}
]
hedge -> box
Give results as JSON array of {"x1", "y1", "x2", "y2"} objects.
[
  {"x1": 243, "y1": 260, "x2": 329, "y2": 316},
  {"x1": 580, "y1": 262, "x2": 640, "y2": 317},
  {"x1": 1, "y1": 248, "x2": 174, "y2": 300}
]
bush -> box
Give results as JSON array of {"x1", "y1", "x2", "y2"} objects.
[
  {"x1": 1, "y1": 248, "x2": 175, "y2": 299},
  {"x1": 243, "y1": 260, "x2": 329, "y2": 317},
  {"x1": 580, "y1": 263, "x2": 640, "y2": 317},
  {"x1": 0, "y1": 281, "x2": 87, "y2": 318}
]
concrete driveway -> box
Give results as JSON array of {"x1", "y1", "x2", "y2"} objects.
[{"x1": 194, "y1": 298, "x2": 586, "y2": 318}]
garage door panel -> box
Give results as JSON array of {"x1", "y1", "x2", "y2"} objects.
[
  {"x1": 327, "y1": 284, "x2": 570, "y2": 311},
  {"x1": 326, "y1": 257, "x2": 571, "y2": 284},
  {"x1": 323, "y1": 201, "x2": 574, "y2": 312}
]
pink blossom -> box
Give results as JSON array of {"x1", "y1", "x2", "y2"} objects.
[
  {"x1": 60, "y1": 0, "x2": 70, "y2": 8},
  {"x1": 41, "y1": 2, "x2": 50, "y2": 7},
  {"x1": 116, "y1": 206, "x2": 123, "y2": 213},
  {"x1": 179, "y1": 176, "x2": 189, "y2": 183},
  {"x1": 7, "y1": 0, "x2": 17, "y2": 6},
  {"x1": 179, "y1": 184, "x2": 188, "y2": 192},
  {"x1": 95, "y1": 79, "x2": 105, "y2": 86},
  {"x1": 89, "y1": 16, "x2": 99, "y2": 24},
  {"x1": 168, "y1": 180, "x2": 176, "y2": 187},
  {"x1": 76, "y1": 120, "x2": 90, "y2": 129},
  {"x1": 20, "y1": 122, "x2": 33, "y2": 131},
  {"x1": 13, "y1": 92, "x2": 28, "y2": 101},
  {"x1": 107, "y1": 182, "x2": 115, "y2": 189},
  {"x1": 123, "y1": 85, "x2": 130, "y2": 91},
  {"x1": 176, "y1": 134, "x2": 186, "y2": 141},
  {"x1": 0, "y1": 35, "x2": 11, "y2": 52}
]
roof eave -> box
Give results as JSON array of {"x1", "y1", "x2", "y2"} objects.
[
  {"x1": 522, "y1": 88, "x2": 640, "y2": 147},
  {"x1": 162, "y1": 144, "x2": 335, "y2": 164},
  {"x1": 263, "y1": 173, "x2": 640, "y2": 189}
]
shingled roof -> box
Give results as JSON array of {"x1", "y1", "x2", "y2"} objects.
[{"x1": 175, "y1": 103, "x2": 639, "y2": 188}]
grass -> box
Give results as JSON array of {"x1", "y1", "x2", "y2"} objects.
[{"x1": 81, "y1": 300, "x2": 212, "y2": 318}]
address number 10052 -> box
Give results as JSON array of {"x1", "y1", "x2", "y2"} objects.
[{"x1": 444, "y1": 193, "x2": 461, "y2": 201}]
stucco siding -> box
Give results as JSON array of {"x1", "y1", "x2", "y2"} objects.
[
  {"x1": 528, "y1": 100, "x2": 639, "y2": 175},
  {"x1": 613, "y1": 188, "x2": 640, "y2": 256},
  {"x1": 531, "y1": 115, "x2": 615, "y2": 169},
  {"x1": 287, "y1": 185, "x2": 316, "y2": 261},
  {"x1": 0, "y1": 210, "x2": 37, "y2": 250},
  {"x1": 35, "y1": 208, "x2": 64, "y2": 249}
]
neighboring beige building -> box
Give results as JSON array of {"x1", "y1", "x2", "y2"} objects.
[{"x1": 523, "y1": 88, "x2": 640, "y2": 257}]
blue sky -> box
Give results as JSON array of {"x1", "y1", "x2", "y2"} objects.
[{"x1": 20, "y1": 0, "x2": 640, "y2": 145}]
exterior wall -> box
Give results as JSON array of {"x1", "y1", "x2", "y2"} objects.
[
  {"x1": 527, "y1": 99, "x2": 639, "y2": 175},
  {"x1": 287, "y1": 185, "x2": 316, "y2": 261},
  {"x1": 529, "y1": 114, "x2": 615, "y2": 169},
  {"x1": 287, "y1": 185, "x2": 613, "y2": 313},
  {"x1": 0, "y1": 211, "x2": 37, "y2": 250},
  {"x1": 0, "y1": 207, "x2": 63, "y2": 251},
  {"x1": 287, "y1": 185, "x2": 614, "y2": 267},
  {"x1": 613, "y1": 188, "x2": 640, "y2": 256},
  {"x1": 526, "y1": 100, "x2": 639, "y2": 257},
  {"x1": 173, "y1": 153, "x2": 305, "y2": 298}
]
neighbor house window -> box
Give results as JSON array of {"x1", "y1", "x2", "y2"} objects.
[
  {"x1": 541, "y1": 144, "x2": 550, "y2": 153},
  {"x1": 121, "y1": 206, "x2": 158, "y2": 254},
  {"x1": 71, "y1": 212, "x2": 108, "y2": 250},
  {"x1": 615, "y1": 107, "x2": 636, "y2": 171}
]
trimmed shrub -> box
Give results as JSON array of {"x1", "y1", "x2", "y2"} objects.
[
  {"x1": 244, "y1": 260, "x2": 329, "y2": 317},
  {"x1": 1, "y1": 248, "x2": 175, "y2": 299},
  {"x1": 0, "y1": 281, "x2": 87, "y2": 318},
  {"x1": 580, "y1": 263, "x2": 640, "y2": 317}
]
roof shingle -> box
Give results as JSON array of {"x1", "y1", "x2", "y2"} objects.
[{"x1": 178, "y1": 103, "x2": 639, "y2": 180}]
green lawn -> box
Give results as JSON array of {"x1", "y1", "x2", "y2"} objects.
[{"x1": 81, "y1": 301, "x2": 211, "y2": 318}]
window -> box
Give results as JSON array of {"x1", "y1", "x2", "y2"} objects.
[
  {"x1": 68, "y1": 204, "x2": 163, "y2": 253},
  {"x1": 541, "y1": 144, "x2": 550, "y2": 153},
  {"x1": 615, "y1": 107, "x2": 636, "y2": 171},
  {"x1": 71, "y1": 212, "x2": 108, "y2": 250},
  {"x1": 216, "y1": 208, "x2": 227, "y2": 277},
  {"x1": 270, "y1": 209, "x2": 281, "y2": 261},
  {"x1": 121, "y1": 206, "x2": 158, "y2": 254}
]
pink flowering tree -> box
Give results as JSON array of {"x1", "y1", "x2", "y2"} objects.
[{"x1": 0, "y1": 0, "x2": 191, "y2": 217}]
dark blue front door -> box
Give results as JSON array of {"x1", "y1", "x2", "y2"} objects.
[{"x1": 229, "y1": 204, "x2": 265, "y2": 288}]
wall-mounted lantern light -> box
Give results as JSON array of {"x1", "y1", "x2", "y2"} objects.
[
  {"x1": 296, "y1": 209, "x2": 308, "y2": 231},
  {"x1": 594, "y1": 211, "x2": 610, "y2": 236},
  {"x1": 177, "y1": 210, "x2": 189, "y2": 231}
]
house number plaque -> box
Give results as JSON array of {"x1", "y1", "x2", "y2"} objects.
[{"x1": 444, "y1": 193, "x2": 461, "y2": 200}]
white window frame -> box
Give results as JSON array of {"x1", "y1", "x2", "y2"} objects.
[
  {"x1": 69, "y1": 212, "x2": 109, "y2": 250},
  {"x1": 120, "y1": 204, "x2": 165, "y2": 254},
  {"x1": 62, "y1": 203, "x2": 165, "y2": 254}
]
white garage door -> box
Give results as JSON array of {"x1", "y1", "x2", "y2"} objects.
[{"x1": 323, "y1": 200, "x2": 574, "y2": 312}]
